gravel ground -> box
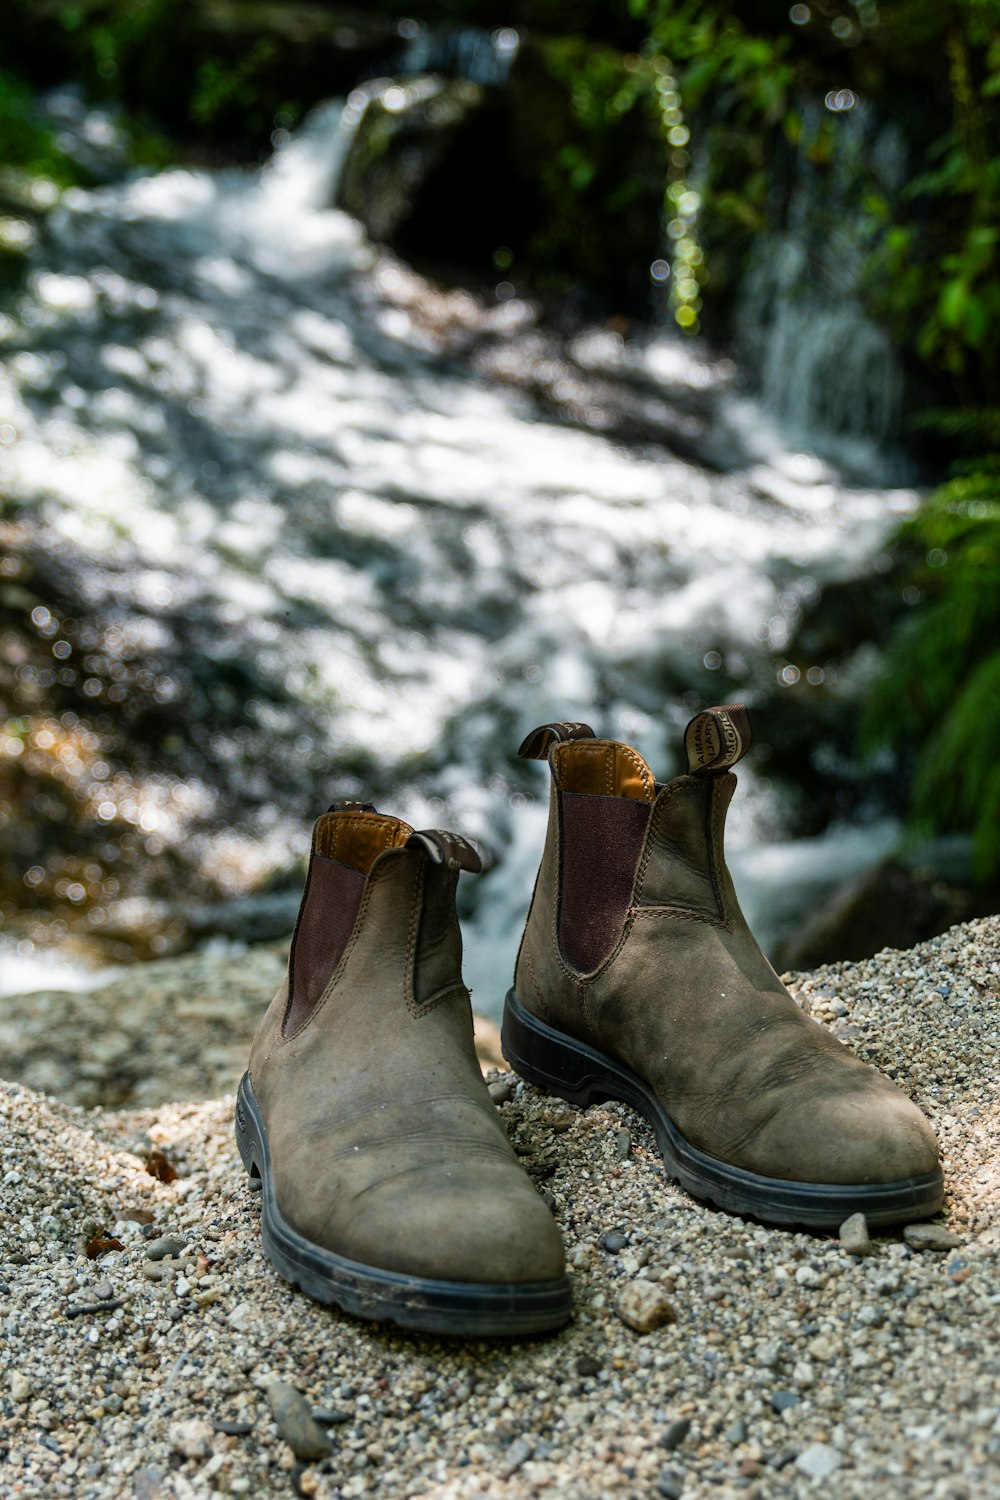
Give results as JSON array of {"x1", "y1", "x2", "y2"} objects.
[{"x1": 0, "y1": 919, "x2": 997, "y2": 1499}]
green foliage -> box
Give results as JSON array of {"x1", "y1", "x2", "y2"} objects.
[
  {"x1": 516, "y1": 37, "x2": 662, "y2": 307},
  {"x1": 867, "y1": 21, "x2": 1000, "y2": 392},
  {"x1": 864, "y1": 446, "x2": 1000, "y2": 877},
  {"x1": 189, "y1": 39, "x2": 280, "y2": 131},
  {"x1": 0, "y1": 68, "x2": 82, "y2": 188}
]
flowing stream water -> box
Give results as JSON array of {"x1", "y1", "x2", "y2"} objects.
[{"x1": 1, "y1": 95, "x2": 919, "y2": 1012}]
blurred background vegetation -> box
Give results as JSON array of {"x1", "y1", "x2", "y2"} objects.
[{"x1": 2, "y1": 0, "x2": 999, "y2": 967}]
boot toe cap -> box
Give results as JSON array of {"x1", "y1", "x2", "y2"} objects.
[
  {"x1": 337, "y1": 1170, "x2": 567, "y2": 1286},
  {"x1": 750, "y1": 1081, "x2": 940, "y2": 1187}
]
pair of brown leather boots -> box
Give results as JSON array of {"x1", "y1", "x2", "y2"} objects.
[{"x1": 236, "y1": 707, "x2": 943, "y2": 1337}]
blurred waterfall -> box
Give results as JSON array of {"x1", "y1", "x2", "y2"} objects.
[
  {"x1": 735, "y1": 103, "x2": 908, "y2": 451},
  {"x1": 2, "y1": 99, "x2": 921, "y2": 1005}
]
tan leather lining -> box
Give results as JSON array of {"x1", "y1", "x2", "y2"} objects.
[
  {"x1": 313, "y1": 813, "x2": 414, "y2": 874},
  {"x1": 552, "y1": 741, "x2": 655, "y2": 802}
]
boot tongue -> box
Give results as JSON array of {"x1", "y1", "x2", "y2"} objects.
[
  {"x1": 314, "y1": 810, "x2": 414, "y2": 873},
  {"x1": 684, "y1": 704, "x2": 753, "y2": 776},
  {"x1": 406, "y1": 829, "x2": 482, "y2": 873}
]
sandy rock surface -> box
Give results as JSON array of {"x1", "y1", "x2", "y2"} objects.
[
  {"x1": 0, "y1": 919, "x2": 998, "y2": 1499},
  {"x1": 0, "y1": 942, "x2": 504, "y2": 1108}
]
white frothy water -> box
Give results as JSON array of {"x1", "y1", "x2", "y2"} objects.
[{"x1": 3, "y1": 101, "x2": 919, "y2": 1011}]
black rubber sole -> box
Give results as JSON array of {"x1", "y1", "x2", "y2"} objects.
[
  {"x1": 501, "y1": 989, "x2": 944, "y2": 1230},
  {"x1": 234, "y1": 1073, "x2": 573, "y2": 1337}
]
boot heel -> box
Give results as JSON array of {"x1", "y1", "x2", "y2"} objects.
[
  {"x1": 501, "y1": 989, "x2": 618, "y2": 1107},
  {"x1": 235, "y1": 1073, "x2": 264, "y2": 1183}
]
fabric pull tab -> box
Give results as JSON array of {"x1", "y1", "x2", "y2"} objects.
[
  {"x1": 518, "y1": 721, "x2": 596, "y2": 760},
  {"x1": 326, "y1": 799, "x2": 377, "y2": 814},
  {"x1": 407, "y1": 829, "x2": 482, "y2": 873},
  {"x1": 684, "y1": 705, "x2": 752, "y2": 776}
]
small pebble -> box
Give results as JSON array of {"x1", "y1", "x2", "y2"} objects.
[
  {"x1": 500, "y1": 1436, "x2": 535, "y2": 1479},
  {"x1": 488, "y1": 1078, "x2": 513, "y2": 1106},
  {"x1": 266, "y1": 1381, "x2": 332, "y2": 1461},
  {"x1": 226, "y1": 1301, "x2": 254, "y2": 1330},
  {"x1": 839, "y1": 1212, "x2": 873, "y2": 1257},
  {"x1": 795, "y1": 1442, "x2": 843, "y2": 1478},
  {"x1": 312, "y1": 1407, "x2": 352, "y2": 1425},
  {"x1": 903, "y1": 1223, "x2": 960, "y2": 1252},
  {"x1": 213, "y1": 1419, "x2": 253, "y2": 1437},
  {"x1": 724, "y1": 1420, "x2": 747, "y2": 1444},
  {"x1": 9, "y1": 1371, "x2": 32, "y2": 1402},
  {"x1": 769, "y1": 1391, "x2": 801, "y2": 1413},
  {"x1": 660, "y1": 1418, "x2": 691, "y2": 1451},
  {"x1": 657, "y1": 1468, "x2": 684, "y2": 1498},
  {"x1": 807, "y1": 1334, "x2": 836, "y2": 1361},
  {"x1": 145, "y1": 1236, "x2": 186, "y2": 1262},
  {"x1": 600, "y1": 1229, "x2": 628, "y2": 1253},
  {"x1": 168, "y1": 1418, "x2": 213, "y2": 1460},
  {"x1": 616, "y1": 1281, "x2": 676, "y2": 1334},
  {"x1": 132, "y1": 1466, "x2": 169, "y2": 1498},
  {"x1": 575, "y1": 1354, "x2": 602, "y2": 1377},
  {"x1": 615, "y1": 1127, "x2": 632, "y2": 1160},
  {"x1": 95, "y1": 1280, "x2": 115, "y2": 1301}
]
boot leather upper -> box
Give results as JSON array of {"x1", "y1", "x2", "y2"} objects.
[
  {"x1": 250, "y1": 816, "x2": 565, "y2": 1286},
  {"x1": 515, "y1": 733, "x2": 941, "y2": 1187}
]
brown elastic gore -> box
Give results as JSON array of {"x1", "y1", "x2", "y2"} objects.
[
  {"x1": 286, "y1": 855, "x2": 366, "y2": 1033},
  {"x1": 558, "y1": 792, "x2": 652, "y2": 973},
  {"x1": 552, "y1": 740, "x2": 656, "y2": 802},
  {"x1": 313, "y1": 812, "x2": 414, "y2": 874}
]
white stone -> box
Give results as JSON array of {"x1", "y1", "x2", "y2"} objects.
[
  {"x1": 9, "y1": 1371, "x2": 32, "y2": 1402},
  {"x1": 839, "y1": 1212, "x2": 873, "y2": 1257},
  {"x1": 227, "y1": 1300, "x2": 255, "y2": 1330},
  {"x1": 807, "y1": 1335, "x2": 837, "y2": 1361},
  {"x1": 169, "y1": 1417, "x2": 214, "y2": 1459},
  {"x1": 795, "y1": 1442, "x2": 843, "y2": 1479}
]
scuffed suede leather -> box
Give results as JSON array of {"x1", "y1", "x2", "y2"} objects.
[
  {"x1": 250, "y1": 840, "x2": 564, "y2": 1285},
  {"x1": 515, "y1": 759, "x2": 940, "y2": 1187}
]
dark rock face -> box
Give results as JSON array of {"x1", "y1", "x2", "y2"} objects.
[
  {"x1": 776, "y1": 859, "x2": 1000, "y2": 972},
  {"x1": 336, "y1": 34, "x2": 664, "y2": 315}
]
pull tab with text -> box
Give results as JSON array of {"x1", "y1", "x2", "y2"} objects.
[
  {"x1": 684, "y1": 705, "x2": 752, "y2": 776},
  {"x1": 406, "y1": 829, "x2": 482, "y2": 873},
  {"x1": 518, "y1": 721, "x2": 596, "y2": 760}
]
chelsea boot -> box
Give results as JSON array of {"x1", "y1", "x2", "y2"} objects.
[
  {"x1": 502, "y1": 710, "x2": 944, "y2": 1228},
  {"x1": 237, "y1": 802, "x2": 571, "y2": 1335}
]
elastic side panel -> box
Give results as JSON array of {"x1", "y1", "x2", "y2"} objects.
[
  {"x1": 558, "y1": 793, "x2": 652, "y2": 974},
  {"x1": 412, "y1": 864, "x2": 465, "y2": 1006},
  {"x1": 285, "y1": 855, "x2": 366, "y2": 1033}
]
